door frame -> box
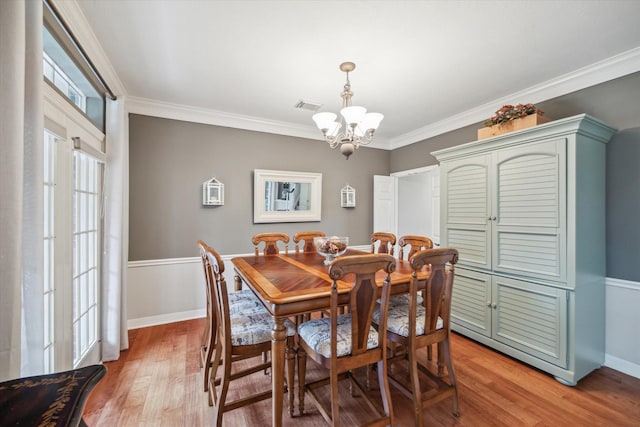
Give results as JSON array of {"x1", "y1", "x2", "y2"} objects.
[
  {"x1": 391, "y1": 164, "x2": 440, "y2": 241},
  {"x1": 374, "y1": 164, "x2": 441, "y2": 249}
]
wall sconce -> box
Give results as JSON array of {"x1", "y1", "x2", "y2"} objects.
[
  {"x1": 341, "y1": 184, "x2": 356, "y2": 208},
  {"x1": 202, "y1": 177, "x2": 224, "y2": 206}
]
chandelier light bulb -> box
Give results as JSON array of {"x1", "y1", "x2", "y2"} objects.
[
  {"x1": 340, "y1": 106, "x2": 367, "y2": 126},
  {"x1": 312, "y1": 112, "x2": 337, "y2": 131},
  {"x1": 361, "y1": 112, "x2": 384, "y2": 131}
]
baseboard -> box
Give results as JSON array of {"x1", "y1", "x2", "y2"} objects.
[
  {"x1": 127, "y1": 309, "x2": 205, "y2": 330},
  {"x1": 604, "y1": 354, "x2": 640, "y2": 379}
]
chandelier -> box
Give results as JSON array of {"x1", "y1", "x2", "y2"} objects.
[{"x1": 312, "y1": 62, "x2": 384, "y2": 159}]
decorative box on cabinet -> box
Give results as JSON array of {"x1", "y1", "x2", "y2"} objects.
[{"x1": 433, "y1": 114, "x2": 616, "y2": 385}]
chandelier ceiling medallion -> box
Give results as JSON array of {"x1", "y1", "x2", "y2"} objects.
[{"x1": 312, "y1": 61, "x2": 384, "y2": 159}]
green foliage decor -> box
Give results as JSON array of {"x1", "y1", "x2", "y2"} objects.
[{"x1": 484, "y1": 103, "x2": 544, "y2": 127}]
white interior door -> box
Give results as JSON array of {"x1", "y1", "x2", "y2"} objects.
[{"x1": 373, "y1": 175, "x2": 396, "y2": 234}]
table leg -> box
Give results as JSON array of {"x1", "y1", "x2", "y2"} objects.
[{"x1": 271, "y1": 317, "x2": 286, "y2": 427}]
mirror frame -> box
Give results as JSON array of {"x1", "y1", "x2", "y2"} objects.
[{"x1": 253, "y1": 169, "x2": 323, "y2": 223}]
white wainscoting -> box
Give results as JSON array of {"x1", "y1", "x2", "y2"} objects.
[
  {"x1": 126, "y1": 253, "x2": 640, "y2": 379},
  {"x1": 127, "y1": 254, "x2": 243, "y2": 330},
  {"x1": 604, "y1": 277, "x2": 640, "y2": 379}
]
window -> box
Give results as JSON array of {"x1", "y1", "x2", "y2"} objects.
[
  {"x1": 43, "y1": 51, "x2": 86, "y2": 112},
  {"x1": 43, "y1": 1, "x2": 106, "y2": 130},
  {"x1": 72, "y1": 152, "x2": 101, "y2": 365}
]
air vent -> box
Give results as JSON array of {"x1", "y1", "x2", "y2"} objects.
[{"x1": 294, "y1": 99, "x2": 322, "y2": 111}]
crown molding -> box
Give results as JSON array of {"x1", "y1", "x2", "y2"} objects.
[
  {"x1": 126, "y1": 96, "x2": 391, "y2": 149},
  {"x1": 59, "y1": 0, "x2": 639, "y2": 150},
  {"x1": 128, "y1": 47, "x2": 640, "y2": 150},
  {"x1": 389, "y1": 47, "x2": 640, "y2": 149},
  {"x1": 126, "y1": 96, "x2": 324, "y2": 141}
]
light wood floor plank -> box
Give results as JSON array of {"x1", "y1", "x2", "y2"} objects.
[{"x1": 84, "y1": 319, "x2": 640, "y2": 426}]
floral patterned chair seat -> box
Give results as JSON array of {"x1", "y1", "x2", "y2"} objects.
[{"x1": 297, "y1": 313, "x2": 379, "y2": 358}]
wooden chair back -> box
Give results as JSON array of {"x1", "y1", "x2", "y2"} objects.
[
  {"x1": 398, "y1": 234, "x2": 434, "y2": 260},
  {"x1": 328, "y1": 253, "x2": 396, "y2": 359},
  {"x1": 371, "y1": 231, "x2": 396, "y2": 256},
  {"x1": 197, "y1": 240, "x2": 215, "y2": 391},
  {"x1": 409, "y1": 248, "x2": 458, "y2": 341},
  {"x1": 293, "y1": 231, "x2": 325, "y2": 253},
  {"x1": 204, "y1": 246, "x2": 233, "y2": 357},
  {"x1": 252, "y1": 232, "x2": 289, "y2": 255}
]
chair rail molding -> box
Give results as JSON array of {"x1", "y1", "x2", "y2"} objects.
[{"x1": 126, "y1": 256, "x2": 640, "y2": 380}]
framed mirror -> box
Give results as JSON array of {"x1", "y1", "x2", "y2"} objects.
[{"x1": 253, "y1": 169, "x2": 322, "y2": 223}]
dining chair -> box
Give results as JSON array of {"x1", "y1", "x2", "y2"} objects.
[
  {"x1": 293, "y1": 231, "x2": 326, "y2": 253},
  {"x1": 237, "y1": 232, "x2": 290, "y2": 291},
  {"x1": 395, "y1": 235, "x2": 436, "y2": 361},
  {"x1": 292, "y1": 231, "x2": 327, "y2": 324},
  {"x1": 373, "y1": 247, "x2": 460, "y2": 426},
  {"x1": 252, "y1": 232, "x2": 290, "y2": 255},
  {"x1": 371, "y1": 231, "x2": 396, "y2": 256},
  {"x1": 204, "y1": 245, "x2": 297, "y2": 424},
  {"x1": 297, "y1": 254, "x2": 396, "y2": 426},
  {"x1": 0, "y1": 364, "x2": 106, "y2": 427},
  {"x1": 197, "y1": 240, "x2": 263, "y2": 392},
  {"x1": 397, "y1": 234, "x2": 433, "y2": 259}
]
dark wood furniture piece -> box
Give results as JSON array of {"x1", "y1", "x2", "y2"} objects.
[
  {"x1": 297, "y1": 254, "x2": 396, "y2": 426},
  {"x1": 397, "y1": 234, "x2": 433, "y2": 259},
  {"x1": 231, "y1": 249, "x2": 428, "y2": 427},
  {"x1": 252, "y1": 232, "x2": 290, "y2": 255},
  {"x1": 197, "y1": 240, "x2": 262, "y2": 392},
  {"x1": 374, "y1": 248, "x2": 460, "y2": 426},
  {"x1": 0, "y1": 364, "x2": 106, "y2": 427},
  {"x1": 293, "y1": 231, "x2": 326, "y2": 253},
  {"x1": 204, "y1": 245, "x2": 296, "y2": 424},
  {"x1": 371, "y1": 232, "x2": 396, "y2": 256}
]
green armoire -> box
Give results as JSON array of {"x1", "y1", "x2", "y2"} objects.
[{"x1": 432, "y1": 114, "x2": 616, "y2": 385}]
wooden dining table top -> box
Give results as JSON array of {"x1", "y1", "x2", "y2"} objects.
[{"x1": 231, "y1": 249, "x2": 428, "y2": 318}]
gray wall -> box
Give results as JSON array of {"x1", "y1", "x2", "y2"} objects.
[
  {"x1": 606, "y1": 128, "x2": 640, "y2": 282},
  {"x1": 389, "y1": 72, "x2": 640, "y2": 282},
  {"x1": 128, "y1": 115, "x2": 389, "y2": 260},
  {"x1": 129, "y1": 73, "x2": 640, "y2": 281}
]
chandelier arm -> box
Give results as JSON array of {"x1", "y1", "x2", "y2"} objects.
[
  {"x1": 326, "y1": 135, "x2": 341, "y2": 148},
  {"x1": 358, "y1": 131, "x2": 375, "y2": 146}
]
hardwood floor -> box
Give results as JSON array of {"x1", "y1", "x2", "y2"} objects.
[{"x1": 84, "y1": 319, "x2": 640, "y2": 426}]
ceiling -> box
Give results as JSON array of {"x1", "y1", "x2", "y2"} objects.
[{"x1": 74, "y1": 0, "x2": 640, "y2": 149}]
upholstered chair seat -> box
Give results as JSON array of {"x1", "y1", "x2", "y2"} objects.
[
  {"x1": 373, "y1": 300, "x2": 443, "y2": 337},
  {"x1": 227, "y1": 289, "x2": 264, "y2": 315},
  {"x1": 229, "y1": 310, "x2": 296, "y2": 346},
  {"x1": 297, "y1": 313, "x2": 379, "y2": 358}
]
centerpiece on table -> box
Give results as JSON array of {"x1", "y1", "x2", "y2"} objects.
[
  {"x1": 478, "y1": 103, "x2": 551, "y2": 140},
  {"x1": 314, "y1": 236, "x2": 348, "y2": 266}
]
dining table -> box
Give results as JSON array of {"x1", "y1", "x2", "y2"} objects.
[{"x1": 231, "y1": 248, "x2": 428, "y2": 427}]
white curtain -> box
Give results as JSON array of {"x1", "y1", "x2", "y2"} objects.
[
  {"x1": 102, "y1": 97, "x2": 130, "y2": 360},
  {"x1": 0, "y1": 0, "x2": 44, "y2": 380}
]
